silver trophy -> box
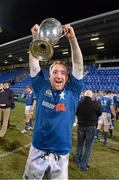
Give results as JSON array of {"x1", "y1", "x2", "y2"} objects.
[{"x1": 29, "y1": 18, "x2": 63, "y2": 61}]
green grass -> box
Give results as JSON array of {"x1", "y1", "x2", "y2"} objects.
[{"x1": 0, "y1": 102, "x2": 119, "y2": 179}]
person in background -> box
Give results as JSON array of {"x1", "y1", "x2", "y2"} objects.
[
  {"x1": 3, "y1": 82, "x2": 15, "y2": 127},
  {"x1": 108, "y1": 91, "x2": 118, "y2": 138},
  {"x1": 74, "y1": 90, "x2": 102, "y2": 171},
  {"x1": 0, "y1": 83, "x2": 4, "y2": 129},
  {"x1": 21, "y1": 85, "x2": 36, "y2": 133},
  {"x1": 96, "y1": 90, "x2": 116, "y2": 145},
  {"x1": 113, "y1": 92, "x2": 119, "y2": 121},
  {"x1": 0, "y1": 82, "x2": 14, "y2": 137},
  {"x1": 23, "y1": 23, "x2": 84, "y2": 180}
]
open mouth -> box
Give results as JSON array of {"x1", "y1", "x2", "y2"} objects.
[{"x1": 55, "y1": 80, "x2": 62, "y2": 84}]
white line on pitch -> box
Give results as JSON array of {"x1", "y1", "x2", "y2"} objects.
[{"x1": 0, "y1": 143, "x2": 31, "y2": 158}]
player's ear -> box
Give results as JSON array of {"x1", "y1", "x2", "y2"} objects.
[
  {"x1": 49, "y1": 74, "x2": 51, "y2": 81},
  {"x1": 67, "y1": 72, "x2": 70, "y2": 82}
]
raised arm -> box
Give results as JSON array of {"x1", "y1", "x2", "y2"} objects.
[
  {"x1": 29, "y1": 24, "x2": 41, "y2": 77},
  {"x1": 63, "y1": 24, "x2": 83, "y2": 80}
]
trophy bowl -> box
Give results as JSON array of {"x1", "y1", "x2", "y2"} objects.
[{"x1": 29, "y1": 18, "x2": 63, "y2": 61}]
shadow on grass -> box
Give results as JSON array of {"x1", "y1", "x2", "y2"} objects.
[
  {"x1": 69, "y1": 156, "x2": 103, "y2": 179},
  {"x1": 111, "y1": 135, "x2": 119, "y2": 141},
  {"x1": 0, "y1": 138, "x2": 21, "y2": 151}
]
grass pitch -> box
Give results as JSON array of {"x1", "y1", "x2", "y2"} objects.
[{"x1": 0, "y1": 102, "x2": 119, "y2": 179}]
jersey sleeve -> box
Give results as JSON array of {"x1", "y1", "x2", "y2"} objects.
[
  {"x1": 68, "y1": 74, "x2": 84, "y2": 97},
  {"x1": 31, "y1": 70, "x2": 46, "y2": 95}
]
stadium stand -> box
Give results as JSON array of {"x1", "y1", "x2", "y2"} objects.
[
  {"x1": 0, "y1": 65, "x2": 119, "y2": 98},
  {"x1": 82, "y1": 66, "x2": 119, "y2": 93}
]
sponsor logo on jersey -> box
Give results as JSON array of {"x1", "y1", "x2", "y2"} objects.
[
  {"x1": 56, "y1": 103, "x2": 66, "y2": 111},
  {"x1": 42, "y1": 100, "x2": 55, "y2": 109},
  {"x1": 44, "y1": 89, "x2": 52, "y2": 97},
  {"x1": 42, "y1": 100, "x2": 66, "y2": 112}
]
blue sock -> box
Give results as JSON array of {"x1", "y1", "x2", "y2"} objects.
[
  {"x1": 96, "y1": 129, "x2": 100, "y2": 139},
  {"x1": 103, "y1": 132, "x2": 108, "y2": 144},
  {"x1": 25, "y1": 122, "x2": 29, "y2": 130},
  {"x1": 29, "y1": 119, "x2": 32, "y2": 127}
]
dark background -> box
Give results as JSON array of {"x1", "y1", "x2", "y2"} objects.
[{"x1": 0, "y1": 0, "x2": 119, "y2": 44}]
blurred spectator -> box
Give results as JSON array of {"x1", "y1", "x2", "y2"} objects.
[
  {"x1": 3, "y1": 82, "x2": 15, "y2": 127},
  {"x1": 74, "y1": 90, "x2": 102, "y2": 171},
  {"x1": 0, "y1": 82, "x2": 14, "y2": 137}
]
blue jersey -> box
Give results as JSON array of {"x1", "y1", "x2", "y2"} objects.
[
  {"x1": 113, "y1": 95, "x2": 119, "y2": 109},
  {"x1": 98, "y1": 95, "x2": 113, "y2": 114},
  {"x1": 25, "y1": 91, "x2": 35, "y2": 106},
  {"x1": 31, "y1": 71, "x2": 83, "y2": 155}
]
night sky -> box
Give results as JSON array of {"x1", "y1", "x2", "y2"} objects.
[{"x1": 0, "y1": 0, "x2": 119, "y2": 44}]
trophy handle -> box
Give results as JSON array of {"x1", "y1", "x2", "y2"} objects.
[{"x1": 60, "y1": 31, "x2": 67, "y2": 39}]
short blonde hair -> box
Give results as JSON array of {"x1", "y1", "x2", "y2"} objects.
[
  {"x1": 27, "y1": 85, "x2": 33, "y2": 90},
  {"x1": 84, "y1": 90, "x2": 93, "y2": 98},
  {"x1": 49, "y1": 61, "x2": 68, "y2": 74}
]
